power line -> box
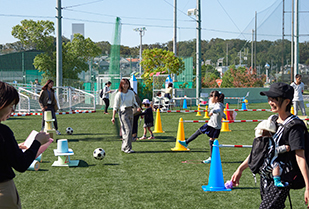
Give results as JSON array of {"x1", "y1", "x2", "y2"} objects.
[{"x1": 63, "y1": 0, "x2": 105, "y2": 9}]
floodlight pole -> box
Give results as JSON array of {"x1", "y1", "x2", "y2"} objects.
[
  {"x1": 196, "y1": 0, "x2": 201, "y2": 105},
  {"x1": 188, "y1": 0, "x2": 201, "y2": 105},
  {"x1": 134, "y1": 27, "x2": 146, "y2": 77},
  {"x1": 56, "y1": 0, "x2": 63, "y2": 97},
  {"x1": 294, "y1": 0, "x2": 299, "y2": 77}
]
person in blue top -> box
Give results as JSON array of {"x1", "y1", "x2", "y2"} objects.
[
  {"x1": 178, "y1": 90, "x2": 226, "y2": 164},
  {"x1": 0, "y1": 81, "x2": 50, "y2": 208}
]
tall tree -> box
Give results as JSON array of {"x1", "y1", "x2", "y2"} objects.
[
  {"x1": 140, "y1": 48, "x2": 185, "y2": 93},
  {"x1": 12, "y1": 20, "x2": 101, "y2": 81}
]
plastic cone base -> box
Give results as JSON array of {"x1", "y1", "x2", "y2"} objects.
[{"x1": 202, "y1": 140, "x2": 231, "y2": 192}]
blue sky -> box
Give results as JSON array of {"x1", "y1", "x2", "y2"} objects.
[{"x1": 1, "y1": 0, "x2": 308, "y2": 47}]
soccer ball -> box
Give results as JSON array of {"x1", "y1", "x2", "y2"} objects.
[
  {"x1": 66, "y1": 127, "x2": 73, "y2": 135},
  {"x1": 93, "y1": 148, "x2": 105, "y2": 160}
]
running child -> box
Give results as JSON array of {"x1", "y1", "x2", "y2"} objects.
[
  {"x1": 178, "y1": 90, "x2": 226, "y2": 164},
  {"x1": 139, "y1": 99, "x2": 155, "y2": 140}
]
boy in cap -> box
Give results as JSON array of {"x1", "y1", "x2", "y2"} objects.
[{"x1": 139, "y1": 99, "x2": 155, "y2": 140}]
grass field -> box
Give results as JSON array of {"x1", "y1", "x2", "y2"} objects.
[{"x1": 4, "y1": 103, "x2": 308, "y2": 209}]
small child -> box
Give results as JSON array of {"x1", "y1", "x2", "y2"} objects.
[
  {"x1": 139, "y1": 99, "x2": 155, "y2": 140},
  {"x1": 254, "y1": 119, "x2": 290, "y2": 187}
]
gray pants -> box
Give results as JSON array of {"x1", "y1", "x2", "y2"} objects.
[
  {"x1": 119, "y1": 108, "x2": 133, "y2": 152},
  {"x1": 293, "y1": 101, "x2": 306, "y2": 116}
]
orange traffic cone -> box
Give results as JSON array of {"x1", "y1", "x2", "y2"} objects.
[
  {"x1": 203, "y1": 105, "x2": 210, "y2": 118},
  {"x1": 221, "y1": 108, "x2": 231, "y2": 132},
  {"x1": 196, "y1": 104, "x2": 202, "y2": 116},
  {"x1": 226, "y1": 103, "x2": 231, "y2": 122},
  {"x1": 171, "y1": 118, "x2": 190, "y2": 151},
  {"x1": 153, "y1": 109, "x2": 165, "y2": 133}
]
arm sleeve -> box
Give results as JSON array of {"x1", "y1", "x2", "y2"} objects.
[
  {"x1": 4, "y1": 127, "x2": 41, "y2": 172},
  {"x1": 113, "y1": 92, "x2": 121, "y2": 111},
  {"x1": 288, "y1": 126, "x2": 305, "y2": 151}
]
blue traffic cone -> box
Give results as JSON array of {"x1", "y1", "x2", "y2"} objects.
[
  {"x1": 183, "y1": 98, "x2": 187, "y2": 109},
  {"x1": 201, "y1": 140, "x2": 231, "y2": 192},
  {"x1": 241, "y1": 98, "x2": 247, "y2": 110}
]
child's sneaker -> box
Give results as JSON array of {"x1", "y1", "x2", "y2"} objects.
[
  {"x1": 178, "y1": 140, "x2": 188, "y2": 148},
  {"x1": 202, "y1": 157, "x2": 211, "y2": 164},
  {"x1": 56, "y1": 130, "x2": 61, "y2": 135},
  {"x1": 139, "y1": 136, "x2": 147, "y2": 140},
  {"x1": 274, "y1": 176, "x2": 289, "y2": 187},
  {"x1": 148, "y1": 136, "x2": 155, "y2": 139}
]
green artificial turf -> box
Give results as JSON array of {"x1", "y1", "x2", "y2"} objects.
[{"x1": 3, "y1": 103, "x2": 308, "y2": 208}]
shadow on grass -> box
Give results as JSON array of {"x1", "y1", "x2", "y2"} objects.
[
  {"x1": 72, "y1": 133, "x2": 106, "y2": 136},
  {"x1": 135, "y1": 150, "x2": 206, "y2": 154},
  {"x1": 233, "y1": 187, "x2": 259, "y2": 190},
  {"x1": 222, "y1": 161, "x2": 244, "y2": 164},
  {"x1": 37, "y1": 169, "x2": 49, "y2": 171},
  {"x1": 103, "y1": 163, "x2": 120, "y2": 166}
]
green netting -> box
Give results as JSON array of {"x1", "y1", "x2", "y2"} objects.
[{"x1": 109, "y1": 17, "x2": 121, "y2": 80}]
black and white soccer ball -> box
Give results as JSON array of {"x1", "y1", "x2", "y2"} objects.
[
  {"x1": 93, "y1": 148, "x2": 106, "y2": 160},
  {"x1": 66, "y1": 127, "x2": 73, "y2": 135}
]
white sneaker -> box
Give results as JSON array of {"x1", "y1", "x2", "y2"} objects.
[
  {"x1": 124, "y1": 150, "x2": 135, "y2": 154},
  {"x1": 56, "y1": 130, "x2": 61, "y2": 135},
  {"x1": 202, "y1": 157, "x2": 211, "y2": 164}
]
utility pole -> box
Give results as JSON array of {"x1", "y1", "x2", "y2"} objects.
[
  {"x1": 282, "y1": 0, "x2": 285, "y2": 78},
  {"x1": 56, "y1": 0, "x2": 62, "y2": 93},
  {"x1": 173, "y1": 0, "x2": 177, "y2": 56},
  {"x1": 196, "y1": 0, "x2": 201, "y2": 105},
  {"x1": 294, "y1": 0, "x2": 299, "y2": 78},
  {"x1": 134, "y1": 27, "x2": 146, "y2": 76},
  {"x1": 291, "y1": 0, "x2": 294, "y2": 82},
  {"x1": 226, "y1": 43, "x2": 228, "y2": 67},
  {"x1": 251, "y1": 29, "x2": 254, "y2": 73},
  {"x1": 254, "y1": 11, "x2": 257, "y2": 70}
]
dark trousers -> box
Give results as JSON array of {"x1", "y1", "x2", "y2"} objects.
[
  {"x1": 103, "y1": 98, "x2": 110, "y2": 113},
  {"x1": 42, "y1": 105, "x2": 58, "y2": 130}
]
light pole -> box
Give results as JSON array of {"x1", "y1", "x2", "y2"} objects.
[
  {"x1": 188, "y1": 0, "x2": 201, "y2": 105},
  {"x1": 265, "y1": 63, "x2": 270, "y2": 83},
  {"x1": 134, "y1": 27, "x2": 146, "y2": 77}
]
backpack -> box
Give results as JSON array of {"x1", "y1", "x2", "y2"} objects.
[
  {"x1": 248, "y1": 136, "x2": 276, "y2": 175},
  {"x1": 99, "y1": 89, "x2": 104, "y2": 99},
  {"x1": 271, "y1": 115, "x2": 309, "y2": 189}
]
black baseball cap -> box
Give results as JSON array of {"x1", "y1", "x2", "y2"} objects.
[{"x1": 260, "y1": 82, "x2": 294, "y2": 101}]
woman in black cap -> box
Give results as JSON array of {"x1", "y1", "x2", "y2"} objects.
[{"x1": 230, "y1": 82, "x2": 309, "y2": 208}]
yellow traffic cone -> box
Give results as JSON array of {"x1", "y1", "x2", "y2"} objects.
[
  {"x1": 153, "y1": 109, "x2": 165, "y2": 133},
  {"x1": 171, "y1": 118, "x2": 190, "y2": 151},
  {"x1": 203, "y1": 105, "x2": 210, "y2": 118},
  {"x1": 221, "y1": 109, "x2": 231, "y2": 132},
  {"x1": 196, "y1": 104, "x2": 202, "y2": 116},
  {"x1": 291, "y1": 106, "x2": 295, "y2": 115}
]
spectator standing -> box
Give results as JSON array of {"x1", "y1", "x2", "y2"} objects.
[{"x1": 290, "y1": 74, "x2": 306, "y2": 116}]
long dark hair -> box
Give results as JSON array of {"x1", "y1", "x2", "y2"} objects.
[
  {"x1": 213, "y1": 90, "x2": 224, "y2": 104},
  {"x1": 0, "y1": 81, "x2": 19, "y2": 110},
  {"x1": 118, "y1": 78, "x2": 130, "y2": 92},
  {"x1": 42, "y1": 79, "x2": 54, "y2": 92}
]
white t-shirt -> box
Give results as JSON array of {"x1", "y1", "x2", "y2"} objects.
[
  {"x1": 113, "y1": 90, "x2": 139, "y2": 112},
  {"x1": 290, "y1": 82, "x2": 304, "y2": 101}
]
